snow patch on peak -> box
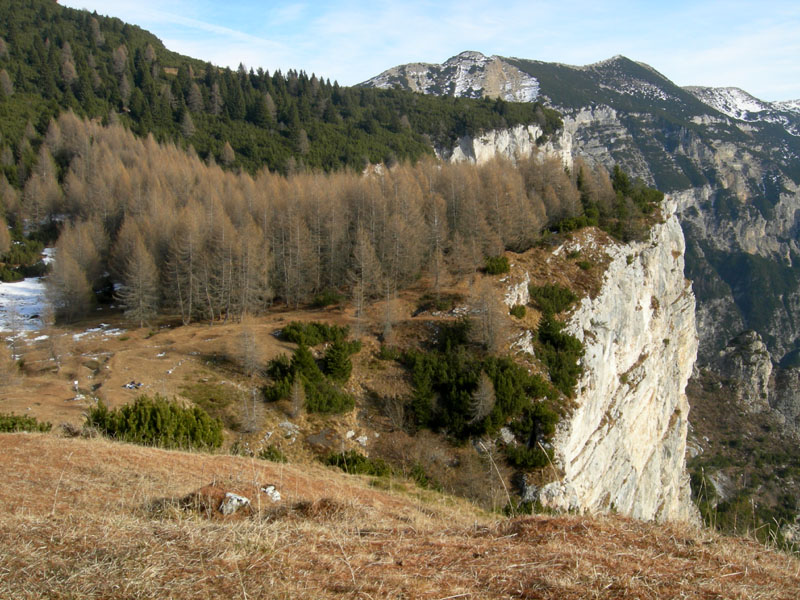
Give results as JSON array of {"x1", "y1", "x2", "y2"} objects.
[
  {"x1": 686, "y1": 86, "x2": 771, "y2": 120},
  {"x1": 363, "y1": 52, "x2": 540, "y2": 103},
  {"x1": 774, "y1": 99, "x2": 800, "y2": 114}
]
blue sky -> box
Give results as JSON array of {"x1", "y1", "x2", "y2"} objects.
[{"x1": 59, "y1": 1, "x2": 800, "y2": 101}]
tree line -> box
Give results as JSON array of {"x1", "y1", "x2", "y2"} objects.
[
  {"x1": 0, "y1": 0, "x2": 561, "y2": 177},
  {"x1": 0, "y1": 112, "x2": 654, "y2": 327}
]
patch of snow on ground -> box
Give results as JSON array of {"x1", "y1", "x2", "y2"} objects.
[
  {"x1": 72, "y1": 324, "x2": 126, "y2": 341},
  {"x1": 42, "y1": 247, "x2": 55, "y2": 265},
  {"x1": 0, "y1": 277, "x2": 48, "y2": 332},
  {"x1": 0, "y1": 248, "x2": 56, "y2": 332}
]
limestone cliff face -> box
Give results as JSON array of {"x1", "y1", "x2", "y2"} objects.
[
  {"x1": 525, "y1": 200, "x2": 698, "y2": 521},
  {"x1": 437, "y1": 124, "x2": 573, "y2": 170}
]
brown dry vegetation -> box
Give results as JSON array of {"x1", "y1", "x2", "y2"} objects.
[{"x1": 1, "y1": 433, "x2": 799, "y2": 599}]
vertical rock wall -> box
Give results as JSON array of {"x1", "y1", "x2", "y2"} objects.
[{"x1": 534, "y1": 199, "x2": 699, "y2": 522}]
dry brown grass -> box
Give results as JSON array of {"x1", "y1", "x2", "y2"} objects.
[{"x1": 1, "y1": 433, "x2": 799, "y2": 599}]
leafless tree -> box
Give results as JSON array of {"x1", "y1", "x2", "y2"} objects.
[
  {"x1": 470, "y1": 277, "x2": 509, "y2": 354},
  {"x1": 469, "y1": 371, "x2": 496, "y2": 424},
  {"x1": 116, "y1": 232, "x2": 159, "y2": 328}
]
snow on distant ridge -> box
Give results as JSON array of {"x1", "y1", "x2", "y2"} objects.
[
  {"x1": 774, "y1": 99, "x2": 800, "y2": 114},
  {"x1": 686, "y1": 87, "x2": 800, "y2": 136},
  {"x1": 363, "y1": 51, "x2": 539, "y2": 103},
  {"x1": 686, "y1": 86, "x2": 771, "y2": 120}
]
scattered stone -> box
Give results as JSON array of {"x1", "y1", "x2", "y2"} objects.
[
  {"x1": 345, "y1": 430, "x2": 355, "y2": 439},
  {"x1": 219, "y1": 492, "x2": 251, "y2": 515},
  {"x1": 500, "y1": 427, "x2": 516, "y2": 444},
  {"x1": 356, "y1": 435, "x2": 369, "y2": 446},
  {"x1": 261, "y1": 485, "x2": 281, "y2": 503},
  {"x1": 279, "y1": 421, "x2": 300, "y2": 437}
]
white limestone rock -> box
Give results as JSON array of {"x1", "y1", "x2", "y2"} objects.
[
  {"x1": 261, "y1": 485, "x2": 281, "y2": 503},
  {"x1": 219, "y1": 492, "x2": 250, "y2": 515},
  {"x1": 534, "y1": 198, "x2": 699, "y2": 522},
  {"x1": 440, "y1": 124, "x2": 573, "y2": 171}
]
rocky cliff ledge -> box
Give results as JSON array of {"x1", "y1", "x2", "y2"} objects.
[
  {"x1": 439, "y1": 124, "x2": 573, "y2": 169},
  {"x1": 523, "y1": 199, "x2": 698, "y2": 521}
]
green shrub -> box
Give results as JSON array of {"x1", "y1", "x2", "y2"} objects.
[
  {"x1": 280, "y1": 321, "x2": 349, "y2": 346},
  {"x1": 484, "y1": 255, "x2": 510, "y2": 275},
  {"x1": 401, "y1": 343, "x2": 550, "y2": 439},
  {"x1": 0, "y1": 413, "x2": 52, "y2": 433},
  {"x1": 377, "y1": 345, "x2": 401, "y2": 361},
  {"x1": 409, "y1": 462, "x2": 442, "y2": 491},
  {"x1": 536, "y1": 313, "x2": 584, "y2": 397},
  {"x1": 258, "y1": 445, "x2": 288, "y2": 463},
  {"x1": 1, "y1": 237, "x2": 44, "y2": 267},
  {"x1": 576, "y1": 260, "x2": 592, "y2": 271},
  {"x1": 0, "y1": 265, "x2": 24, "y2": 282},
  {"x1": 509, "y1": 305, "x2": 526, "y2": 318},
  {"x1": 323, "y1": 339, "x2": 361, "y2": 383},
  {"x1": 264, "y1": 344, "x2": 355, "y2": 413},
  {"x1": 86, "y1": 395, "x2": 223, "y2": 450},
  {"x1": 305, "y1": 378, "x2": 355, "y2": 413},
  {"x1": 415, "y1": 292, "x2": 463, "y2": 314},
  {"x1": 312, "y1": 288, "x2": 345, "y2": 307},
  {"x1": 504, "y1": 444, "x2": 553, "y2": 469},
  {"x1": 528, "y1": 284, "x2": 577, "y2": 314},
  {"x1": 324, "y1": 450, "x2": 392, "y2": 477},
  {"x1": 509, "y1": 403, "x2": 559, "y2": 443}
]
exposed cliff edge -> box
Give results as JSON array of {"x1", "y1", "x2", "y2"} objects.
[
  {"x1": 437, "y1": 124, "x2": 573, "y2": 169},
  {"x1": 505, "y1": 199, "x2": 699, "y2": 521}
]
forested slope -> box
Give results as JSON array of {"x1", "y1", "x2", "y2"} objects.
[
  {"x1": 0, "y1": 0, "x2": 559, "y2": 177},
  {"x1": 25, "y1": 112, "x2": 656, "y2": 325}
]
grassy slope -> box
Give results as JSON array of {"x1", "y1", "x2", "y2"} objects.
[{"x1": 1, "y1": 433, "x2": 799, "y2": 599}]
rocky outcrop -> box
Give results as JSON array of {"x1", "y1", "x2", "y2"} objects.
[
  {"x1": 773, "y1": 369, "x2": 800, "y2": 434},
  {"x1": 530, "y1": 199, "x2": 698, "y2": 522},
  {"x1": 711, "y1": 331, "x2": 772, "y2": 413},
  {"x1": 438, "y1": 123, "x2": 573, "y2": 170}
]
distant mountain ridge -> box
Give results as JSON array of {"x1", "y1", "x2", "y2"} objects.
[{"x1": 363, "y1": 51, "x2": 800, "y2": 439}]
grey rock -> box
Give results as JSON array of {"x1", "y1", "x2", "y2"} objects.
[{"x1": 219, "y1": 492, "x2": 250, "y2": 515}]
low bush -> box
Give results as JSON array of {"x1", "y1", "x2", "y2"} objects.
[
  {"x1": 509, "y1": 305, "x2": 526, "y2": 318},
  {"x1": 536, "y1": 313, "x2": 584, "y2": 397},
  {"x1": 377, "y1": 345, "x2": 401, "y2": 361},
  {"x1": 280, "y1": 321, "x2": 349, "y2": 346},
  {"x1": 322, "y1": 339, "x2": 362, "y2": 383},
  {"x1": 264, "y1": 344, "x2": 355, "y2": 414},
  {"x1": 0, "y1": 265, "x2": 23, "y2": 282},
  {"x1": 484, "y1": 255, "x2": 510, "y2": 275},
  {"x1": 504, "y1": 444, "x2": 553, "y2": 469},
  {"x1": 305, "y1": 378, "x2": 355, "y2": 413},
  {"x1": 324, "y1": 450, "x2": 392, "y2": 477},
  {"x1": 528, "y1": 284, "x2": 577, "y2": 314},
  {"x1": 0, "y1": 412, "x2": 52, "y2": 433},
  {"x1": 409, "y1": 462, "x2": 442, "y2": 491},
  {"x1": 86, "y1": 395, "x2": 224, "y2": 450},
  {"x1": 258, "y1": 445, "x2": 288, "y2": 463},
  {"x1": 415, "y1": 292, "x2": 463, "y2": 314},
  {"x1": 312, "y1": 288, "x2": 345, "y2": 307}
]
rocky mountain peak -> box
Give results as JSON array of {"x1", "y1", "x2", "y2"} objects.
[{"x1": 362, "y1": 52, "x2": 540, "y2": 103}]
